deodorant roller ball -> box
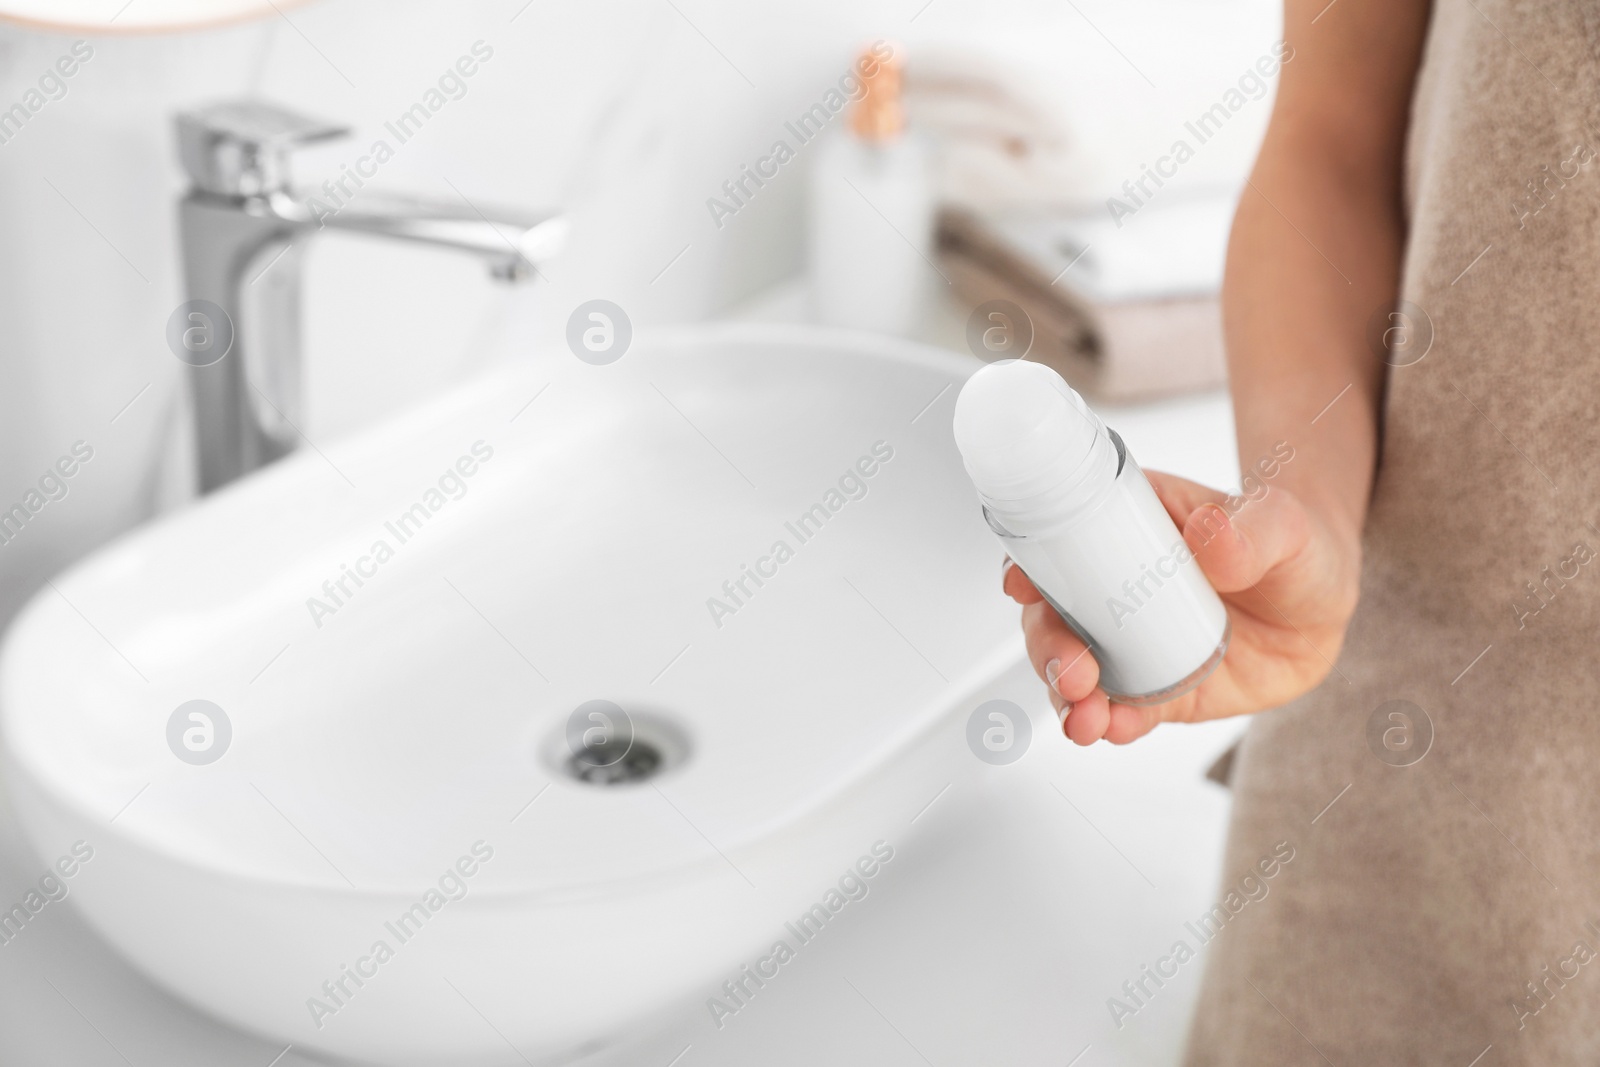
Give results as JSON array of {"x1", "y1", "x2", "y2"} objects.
[{"x1": 953, "y1": 359, "x2": 1229, "y2": 704}]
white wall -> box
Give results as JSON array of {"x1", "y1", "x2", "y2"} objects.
[{"x1": 0, "y1": 0, "x2": 1279, "y2": 623}]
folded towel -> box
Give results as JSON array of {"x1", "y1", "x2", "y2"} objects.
[
  {"x1": 903, "y1": 33, "x2": 1273, "y2": 216},
  {"x1": 902, "y1": 45, "x2": 1098, "y2": 214},
  {"x1": 937, "y1": 198, "x2": 1233, "y2": 401}
]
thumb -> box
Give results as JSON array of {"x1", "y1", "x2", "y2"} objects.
[{"x1": 1182, "y1": 490, "x2": 1311, "y2": 595}]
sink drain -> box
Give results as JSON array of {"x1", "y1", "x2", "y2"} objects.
[
  {"x1": 566, "y1": 737, "x2": 664, "y2": 785},
  {"x1": 552, "y1": 700, "x2": 690, "y2": 786}
]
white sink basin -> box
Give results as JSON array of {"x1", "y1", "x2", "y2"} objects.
[{"x1": 0, "y1": 324, "x2": 1023, "y2": 1064}]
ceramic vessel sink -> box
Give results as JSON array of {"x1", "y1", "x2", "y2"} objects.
[{"x1": 0, "y1": 324, "x2": 1023, "y2": 1065}]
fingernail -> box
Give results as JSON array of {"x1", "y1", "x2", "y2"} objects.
[
  {"x1": 1057, "y1": 701, "x2": 1073, "y2": 726},
  {"x1": 1191, "y1": 502, "x2": 1235, "y2": 549},
  {"x1": 1001, "y1": 556, "x2": 1015, "y2": 580},
  {"x1": 1215, "y1": 502, "x2": 1245, "y2": 544},
  {"x1": 1045, "y1": 657, "x2": 1063, "y2": 693}
]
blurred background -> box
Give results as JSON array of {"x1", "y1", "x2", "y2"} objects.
[{"x1": 0, "y1": 0, "x2": 1278, "y2": 626}]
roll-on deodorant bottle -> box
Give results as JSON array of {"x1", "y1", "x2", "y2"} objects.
[{"x1": 953, "y1": 359, "x2": 1229, "y2": 705}]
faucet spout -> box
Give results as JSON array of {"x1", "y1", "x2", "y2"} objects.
[
  {"x1": 173, "y1": 99, "x2": 566, "y2": 493},
  {"x1": 267, "y1": 188, "x2": 569, "y2": 281}
]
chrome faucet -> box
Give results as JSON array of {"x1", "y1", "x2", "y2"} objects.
[{"x1": 174, "y1": 99, "x2": 567, "y2": 493}]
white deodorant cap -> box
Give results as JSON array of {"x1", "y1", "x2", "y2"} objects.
[{"x1": 952, "y1": 359, "x2": 1107, "y2": 505}]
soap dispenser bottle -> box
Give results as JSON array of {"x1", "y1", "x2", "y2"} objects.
[{"x1": 809, "y1": 43, "x2": 934, "y2": 337}]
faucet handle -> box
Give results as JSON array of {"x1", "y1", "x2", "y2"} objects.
[{"x1": 176, "y1": 100, "x2": 349, "y2": 198}]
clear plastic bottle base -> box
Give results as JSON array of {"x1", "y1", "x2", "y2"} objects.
[{"x1": 1103, "y1": 617, "x2": 1231, "y2": 707}]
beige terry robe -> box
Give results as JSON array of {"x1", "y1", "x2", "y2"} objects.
[{"x1": 1184, "y1": 0, "x2": 1600, "y2": 1062}]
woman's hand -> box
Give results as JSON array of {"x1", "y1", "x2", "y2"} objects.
[{"x1": 1004, "y1": 469, "x2": 1362, "y2": 745}]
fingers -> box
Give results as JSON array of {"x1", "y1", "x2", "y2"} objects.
[
  {"x1": 1144, "y1": 469, "x2": 1231, "y2": 529},
  {"x1": 1010, "y1": 556, "x2": 1165, "y2": 746},
  {"x1": 1062, "y1": 689, "x2": 1109, "y2": 745},
  {"x1": 1103, "y1": 702, "x2": 1162, "y2": 745},
  {"x1": 1056, "y1": 689, "x2": 1162, "y2": 746},
  {"x1": 1005, "y1": 556, "x2": 1117, "y2": 745},
  {"x1": 1007, "y1": 473, "x2": 1294, "y2": 749},
  {"x1": 1181, "y1": 489, "x2": 1311, "y2": 595},
  {"x1": 1144, "y1": 468, "x2": 1313, "y2": 597},
  {"x1": 1021, "y1": 599, "x2": 1100, "y2": 703},
  {"x1": 1001, "y1": 557, "x2": 1044, "y2": 604}
]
